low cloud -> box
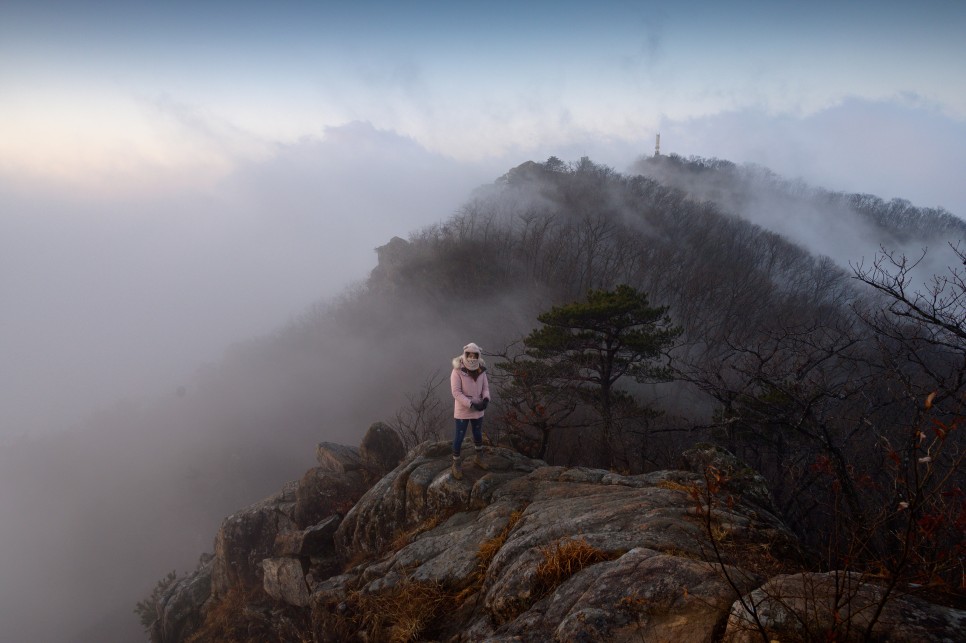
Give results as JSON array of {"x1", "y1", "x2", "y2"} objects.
[
  {"x1": 0, "y1": 122, "x2": 496, "y2": 439},
  {"x1": 658, "y1": 98, "x2": 966, "y2": 217}
]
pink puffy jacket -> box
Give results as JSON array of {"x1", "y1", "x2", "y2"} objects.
[{"x1": 451, "y1": 357, "x2": 490, "y2": 420}]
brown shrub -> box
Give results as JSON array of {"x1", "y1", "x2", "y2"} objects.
[
  {"x1": 358, "y1": 580, "x2": 450, "y2": 643},
  {"x1": 476, "y1": 509, "x2": 524, "y2": 573},
  {"x1": 187, "y1": 587, "x2": 312, "y2": 643},
  {"x1": 532, "y1": 537, "x2": 620, "y2": 600},
  {"x1": 314, "y1": 579, "x2": 451, "y2": 643}
]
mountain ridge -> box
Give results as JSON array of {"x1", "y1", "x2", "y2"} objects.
[{"x1": 2, "y1": 153, "x2": 964, "y2": 641}]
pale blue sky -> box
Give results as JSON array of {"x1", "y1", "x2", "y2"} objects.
[
  {"x1": 2, "y1": 0, "x2": 964, "y2": 192},
  {"x1": 1, "y1": 0, "x2": 965, "y2": 436}
]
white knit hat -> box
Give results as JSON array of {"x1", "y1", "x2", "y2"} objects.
[{"x1": 463, "y1": 342, "x2": 482, "y2": 355}]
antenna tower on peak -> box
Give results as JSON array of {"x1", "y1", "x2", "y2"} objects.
[{"x1": 654, "y1": 133, "x2": 661, "y2": 157}]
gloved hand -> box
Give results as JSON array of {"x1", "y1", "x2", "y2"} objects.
[
  {"x1": 480, "y1": 398, "x2": 489, "y2": 410},
  {"x1": 470, "y1": 401, "x2": 484, "y2": 411}
]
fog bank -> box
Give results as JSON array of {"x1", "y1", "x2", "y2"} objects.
[{"x1": 0, "y1": 122, "x2": 496, "y2": 439}]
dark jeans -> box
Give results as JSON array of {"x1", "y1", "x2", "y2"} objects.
[{"x1": 453, "y1": 418, "x2": 483, "y2": 457}]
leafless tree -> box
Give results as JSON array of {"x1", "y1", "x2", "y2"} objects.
[{"x1": 389, "y1": 371, "x2": 448, "y2": 450}]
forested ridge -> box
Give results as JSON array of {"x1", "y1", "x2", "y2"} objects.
[
  {"x1": 2, "y1": 155, "x2": 963, "y2": 641},
  {"x1": 361, "y1": 158, "x2": 964, "y2": 590},
  {"x1": 633, "y1": 153, "x2": 966, "y2": 246}
]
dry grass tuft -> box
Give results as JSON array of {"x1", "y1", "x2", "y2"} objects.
[
  {"x1": 341, "y1": 548, "x2": 371, "y2": 573},
  {"x1": 657, "y1": 479, "x2": 694, "y2": 493},
  {"x1": 532, "y1": 538, "x2": 620, "y2": 600},
  {"x1": 320, "y1": 506, "x2": 531, "y2": 641},
  {"x1": 477, "y1": 509, "x2": 524, "y2": 573},
  {"x1": 360, "y1": 580, "x2": 450, "y2": 643},
  {"x1": 314, "y1": 579, "x2": 451, "y2": 643},
  {"x1": 710, "y1": 520, "x2": 731, "y2": 543},
  {"x1": 186, "y1": 587, "x2": 312, "y2": 643}
]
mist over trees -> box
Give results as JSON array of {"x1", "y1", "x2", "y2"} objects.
[
  {"x1": 631, "y1": 153, "x2": 966, "y2": 268},
  {"x1": 1, "y1": 154, "x2": 964, "y2": 641}
]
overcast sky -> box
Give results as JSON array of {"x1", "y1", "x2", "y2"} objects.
[{"x1": 1, "y1": 0, "x2": 965, "y2": 437}]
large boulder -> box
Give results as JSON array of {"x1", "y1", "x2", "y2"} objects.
[
  {"x1": 358, "y1": 421, "x2": 406, "y2": 482},
  {"x1": 475, "y1": 465, "x2": 791, "y2": 639},
  {"x1": 293, "y1": 466, "x2": 366, "y2": 528},
  {"x1": 274, "y1": 514, "x2": 342, "y2": 558},
  {"x1": 267, "y1": 515, "x2": 343, "y2": 607},
  {"x1": 315, "y1": 441, "x2": 363, "y2": 473},
  {"x1": 210, "y1": 481, "x2": 299, "y2": 596},
  {"x1": 723, "y1": 572, "x2": 966, "y2": 642},
  {"x1": 334, "y1": 441, "x2": 543, "y2": 560},
  {"x1": 494, "y1": 549, "x2": 757, "y2": 643},
  {"x1": 261, "y1": 557, "x2": 312, "y2": 608},
  {"x1": 680, "y1": 442, "x2": 776, "y2": 514}
]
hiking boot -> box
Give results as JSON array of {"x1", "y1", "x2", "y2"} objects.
[
  {"x1": 472, "y1": 448, "x2": 489, "y2": 471},
  {"x1": 451, "y1": 456, "x2": 463, "y2": 480}
]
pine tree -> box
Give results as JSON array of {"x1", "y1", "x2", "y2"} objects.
[{"x1": 522, "y1": 285, "x2": 681, "y2": 467}]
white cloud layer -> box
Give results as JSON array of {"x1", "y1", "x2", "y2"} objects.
[
  {"x1": 0, "y1": 122, "x2": 498, "y2": 437},
  {"x1": 1, "y1": 0, "x2": 964, "y2": 438}
]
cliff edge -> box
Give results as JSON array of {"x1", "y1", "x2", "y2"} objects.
[{"x1": 146, "y1": 427, "x2": 965, "y2": 642}]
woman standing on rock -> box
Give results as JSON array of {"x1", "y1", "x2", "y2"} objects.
[{"x1": 450, "y1": 342, "x2": 490, "y2": 480}]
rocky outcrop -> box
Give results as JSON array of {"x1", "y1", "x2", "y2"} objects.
[
  {"x1": 334, "y1": 441, "x2": 543, "y2": 560},
  {"x1": 491, "y1": 549, "x2": 752, "y2": 642},
  {"x1": 296, "y1": 423, "x2": 405, "y2": 527},
  {"x1": 321, "y1": 444, "x2": 798, "y2": 641},
  {"x1": 262, "y1": 557, "x2": 312, "y2": 607},
  {"x1": 148, "y1": 434, "x2": 966, "y2": 642},
  {"x1": 148, "y1": 425, "x2": 406, "y2": 642},
  {"x1": 274, "y1": 514, "x2": 341, "y2": 558},
  {"x1": 314, "y1": 441, "x2": 363, "y2": 473},
  {"x1": 358, "y1": 421, "x2": 406, "y2": 483},
  {"x1": 372, "y1": 236, "x2": 412, "y2": 282},
  {"x1": 149, "y1": 556, "x2": 213, "y2": 643},
  {"x1": 679, "y1": 442, "x2": 776, "y2": 514},
  {"x1": 210, "y1": 480, "x2": 300, "y2": 596},
  {"x1": 293, "y1": 466, "x2": 365, "y2": 528},
  {"x1": 723, "y1": 572, "x2": 966, "y2": 642}
]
